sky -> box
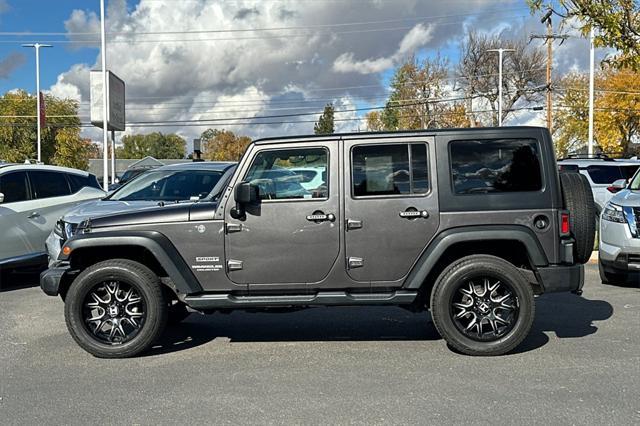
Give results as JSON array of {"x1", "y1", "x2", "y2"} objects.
[{"x1": 0, "y1": 0, "x2": 610, "y2": 151}]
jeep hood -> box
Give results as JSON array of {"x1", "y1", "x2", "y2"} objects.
[
  {"x1": 79, "y1": 201, "x2": 219, "y2": 229},
  {"x1": 63, "y1": 200, "x2": 163, "y2": 224}
]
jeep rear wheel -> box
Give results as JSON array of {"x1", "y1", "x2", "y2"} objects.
[
  {"x1": 430, "y1": 255, "x2": 535, "y2": 356},
  {"x1": 64, "y1": 259, "x2": 167, "y2": 358}
]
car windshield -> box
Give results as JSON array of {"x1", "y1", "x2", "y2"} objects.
[
  {"x1": 628, "y1": 169, "x2": 640, "y2": 190},
  {"x1": 120, "y1": 168, "x2": 148, "y2": 182},
  {"x1": 108, "y1": 169, "x2": 223, "y2": 201}
]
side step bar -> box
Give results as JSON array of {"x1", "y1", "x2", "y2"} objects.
[{"x1": 184, "y1": 290, "x2": 418, "y2": 309}]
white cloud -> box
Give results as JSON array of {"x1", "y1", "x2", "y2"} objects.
[
  {"x1": 333, "y1": 23, "x2": 434, "y2": 74},
  {"x1": 49, "y1": 0, "x2": 524, "y2": 143}
]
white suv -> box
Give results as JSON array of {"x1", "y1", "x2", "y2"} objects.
[
  {"x1": 0, "y1": 164, "x2": 105, "y2": 275},
  {"x1": 557, "y1": 155, "x2": 640, "y2": 217}
]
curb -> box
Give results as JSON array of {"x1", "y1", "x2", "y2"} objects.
[{"x1": 588, "y1": 251, "x2": 598, "y2": 264}]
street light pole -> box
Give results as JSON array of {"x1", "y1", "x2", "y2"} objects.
[
  {"x1": 22, "y1": 43, "x2": 52, "y2": 163},
  {"x1": 487, "y1": 48, "x2": 515, "y2": 126},
  {"x1": 100, "y1": 0, "x2": 109, "y2": 190},
  {"x1": 588, "y1": 27, "x2": 595, "y2": 156}
]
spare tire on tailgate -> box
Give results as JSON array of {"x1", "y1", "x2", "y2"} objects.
[{"x1": 560, "y1": 172, "x2": 596, "y2": 264}]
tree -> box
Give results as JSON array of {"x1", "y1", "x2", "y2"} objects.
[
  {"x1": 51, "y1": 129, "x2": 92, "y2": 171},
  {"x1": 456, "y1": 31, "x2": 546, "y2": 126},
  {"x1": 381, "y1": 55, "x2": 449, "y2": 130},
  {"x1": 314, "y1": 103, "x2": 335, "y2": 134},
  {"x1": 365, "y1": 110, "x2": 385, "y2": 131},
  {"x1": 201, "y1": 129, "x2": 251, "y2": 161},
  {"x1": 117, "y1": 132, "x2": 186, "y2": 159},
  {"x1": 0, "y1": 90, "x2": 80, "y2": 163},
  {"x1": 554, "y1": 67, "x2": 640, "y2": 156},
  {"x1": 528, "y1": 0, "x2": 640, "y2": 70}
]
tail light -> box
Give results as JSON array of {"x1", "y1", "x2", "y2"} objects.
[
  {"x1": 560, "y1": 212, "x2": 570, "y2": 235},
  {"x1": 607, "y1": 186, "x2": 622, "y2": 193}
]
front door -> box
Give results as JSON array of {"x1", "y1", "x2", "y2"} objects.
[
  {"x1": 344, "y1": 138, "x2": 439, "y2": 285},
  {"x1": 225, "y1": 143, "x2": 340, "y2": 287}
]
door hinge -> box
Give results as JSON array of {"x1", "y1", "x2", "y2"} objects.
[
  {"x1": 348, "y1": 257, "x2": 364, "y2": 269},
  {"x1": 227, "y1": 260, "x2": 243, "y2": 271},
  {"x1": 226, "y1": 223, "x2": 242, "y2": 233}
]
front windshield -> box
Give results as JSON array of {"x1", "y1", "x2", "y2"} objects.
[
  {"x1": 109, "y1": 169, "x2": 223, "y2": 201},
  {"x1": 629, "y1": 168, "x2": 640, "y2": 190}
]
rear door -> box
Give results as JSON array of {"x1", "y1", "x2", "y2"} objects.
[
  {"x1": 0, "y1": 171, "x2": 38, "y2": 260},
  {"x1": 343, "y1": 138, "x2": 439, "y2": 286}
]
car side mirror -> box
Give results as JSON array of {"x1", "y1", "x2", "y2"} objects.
[
  {"x1": 0, "y1": 192, "x2": 4, "y2": 203},
  {"x1": 230, "y1": 182, "x2": 259, "y2": 219},
  {"x1": 608, "y1": 179, "x2": 628, "y2": 193}
]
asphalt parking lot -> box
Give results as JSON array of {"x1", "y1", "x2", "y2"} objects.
[{"x1": 0, "y1": 264, "x2": 638, "y2": 425}]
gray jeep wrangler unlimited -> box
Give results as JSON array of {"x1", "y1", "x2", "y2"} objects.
[{"x1": 41, "y1": 127, "x2": 595, "y2": 358}]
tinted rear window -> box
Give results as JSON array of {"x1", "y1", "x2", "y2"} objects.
[
  {"x1": 0, "y1": 171, "x2": 29, "y2": 203},
  {"x1": 67, "y1": 173, "x2": 101, "y2": 192},
  {"x1": 450, "y1": 138, "x2": 542, "y2": 194},
  {"x1": 586, "y1": 165, "x2": 640, "y2": 184},
  {"x1": 29, "y1": 171, "x2": 71, "y2": 198}
]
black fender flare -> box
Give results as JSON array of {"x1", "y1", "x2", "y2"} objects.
[
  {"x1": 59, "y1": 230, "x2": 203, "y2": 295},
  {"x1": 403, "y1": 225, "x2": 549, "y2": 289}
]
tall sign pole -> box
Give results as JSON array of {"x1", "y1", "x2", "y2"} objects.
[
  {"x1": 588, "y1": 27, "x2": 595, "y2": 156},
  {"x1": 487, "y1": 48, "x2": 514, "y2": 126},
  {"x1": 22, "y1": 43, "x2": 52, "y2": 163},
  {"x1": 100, "y1": 0, "x2": 109, "y2": 190}
]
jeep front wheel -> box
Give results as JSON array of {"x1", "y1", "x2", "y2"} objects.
[
  {"x1": 430, "y1": 255, "x2": 535, "y2": 356},
  {"x1": 64, "y1": 259, "x2": 167, "y2": 358}
]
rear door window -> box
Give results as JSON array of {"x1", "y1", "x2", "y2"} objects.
[
  {"x1": 585, "y1": 165, "x2": 640, "y2": 184},
  {"x1": 29, "y1": 171, "x2": 72, "y2": 199},
  {"x1": 351, "y1": 143, "x2": 429, "y2": 197},
  {"x1": 450, "y1": 138, "x2": 542, "y2": 194},
  {"x1": 0, "y1": 171, "x2": 30, "y2": 203},
  {"x1": 67, "y1": 173, "x2": 101, "y2": 193}
]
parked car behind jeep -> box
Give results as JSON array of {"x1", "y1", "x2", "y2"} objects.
[{"x1": 0, "y1": 164, "x2": 104, "y2": 279}]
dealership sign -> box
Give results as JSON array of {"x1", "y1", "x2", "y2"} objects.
[{"x1": 90, "y1": 70, "x2": 125, "y2": 131}]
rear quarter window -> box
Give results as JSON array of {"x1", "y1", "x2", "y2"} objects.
[
  {"x1": 450, "y1": 138, "x2": 542, "y2": 194},
  {"x1": 585, "y1": 165, "x2": 640, "y2": 184}
]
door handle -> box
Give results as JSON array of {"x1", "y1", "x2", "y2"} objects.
[
  {"x1": 346, "y1": 219, "x2": 363, "y2": 230},
  {"x1": 306, "y1": 212, "x2": 336, "y2": 222},
  {"x1": 399, "y1": 210, "x2": 429, "y2": 219},
  {"x1": 27, "y1": 212, "x2": 40, "y2": 219}
]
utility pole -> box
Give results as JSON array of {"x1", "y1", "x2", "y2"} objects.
[
  {"x1": 531, "y1": 9, "x2": 568, "y2": 133},
  {"x1": 487, "y1": 48, "x2": 515, "y2": 126},
  {"x1": 588, "y1": 27, "x2": 595, "y2": 156},
  {"x1": 22, "y1": 43, "x2": 52, "y2": 163},
  {"x1": 100, "y1": 0, "x2": 109, "y2": 190}
]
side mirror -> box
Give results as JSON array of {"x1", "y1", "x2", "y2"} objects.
[
  {"x1": 0, "y1": 192, "x2": 4, "y2": 203},
  {"x1": 608, "y1": 179, "x2": 628, "y2": 193},
  {"x1": 115, "y1": 178, "x2": 120, "y2": 184},
  {"x1": 230, "y1": 182, "x2": 259, "y2": 219}
]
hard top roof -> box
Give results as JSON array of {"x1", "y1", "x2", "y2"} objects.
[{"x1": 252, "y1": 126, "x2": 547, "y2": 145}]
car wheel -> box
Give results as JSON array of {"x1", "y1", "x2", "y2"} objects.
[
  {"x1": 598, "y1": 261, "x2": 627, "y2": 285},
  {"x1": 64, "y1": 259, "x2": 167, "y2": 358},
  {"x1": 430, "y1": 255, "x2": 535, "y2": 356}
]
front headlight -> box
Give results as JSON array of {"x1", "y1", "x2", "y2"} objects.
[
  {"x1": 64, "y1": 222, "x2": 75, "y2": 239},
  {"x1": 602, "y1": 203, "x2": 626, "y2": 223},
  {"x1": 54, "y1": 219, "x2": 65, "y2": 238}
]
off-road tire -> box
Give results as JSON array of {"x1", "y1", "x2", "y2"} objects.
[
  {"x1": 430, "y1": 255, "x2": 535, "y2": 356},
  {"x1": 560, "y1": 172, "x2": 596, "y2": 264},
  {"x1": 598, "y1": 261, "x2": 627, "y2": 285},
  {"x1": 64, "y1": 259, "x2": 167, "y2": 358}
]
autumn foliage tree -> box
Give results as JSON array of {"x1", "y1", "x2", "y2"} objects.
[
  {"x1": 201, "y1": 129, "x2": 251, "y2": 161},
  {"x1": 0, "y1": 90, "x2": 81, "y2": 164},
  {"x1": 51, "y1": 129, "x2": 92, "y2": 171},
  {"x1": 555, "y1": 67, "x2": 640, "y2": 156},
  {"x1": 117, "y1": 132, "x2": 186, "y2": 159}
]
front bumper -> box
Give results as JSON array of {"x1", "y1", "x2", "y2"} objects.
[
  {"x1": 599, "y1": 218, "x2": 640, "y2": 271},
  {"x1": 536, "y1": 264, "x2": 584, "y2": 294},
  {"x1": 40, "y1": 265, "x2": 71, "y2": 296},
  {"x1": 45, "y1": 231, "x2": 63, "y2": 268}
]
